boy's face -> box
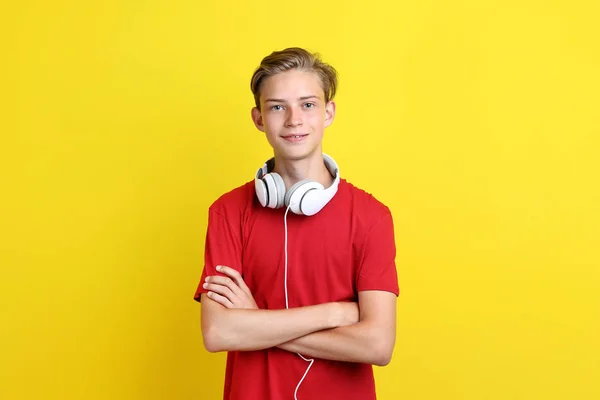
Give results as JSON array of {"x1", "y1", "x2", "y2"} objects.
[{"x1": 251, "y1": 69, "x2": 335, "y2": 161}]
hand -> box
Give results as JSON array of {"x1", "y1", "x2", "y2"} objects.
[
  {"x1": 335, "y1": 302, "x2": 360, "y2": 327},
  {"x1": 204, "y1": 265, "x2": 258, "y2": 310}
]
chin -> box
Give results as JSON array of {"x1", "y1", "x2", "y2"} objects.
[{"x1": 276, "y1": 146, "x2": 321, "y2": 161}]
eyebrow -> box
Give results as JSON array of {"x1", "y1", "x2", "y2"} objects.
[{"x1": 264, "y1": 95, "x2": 320, "y2": 103}]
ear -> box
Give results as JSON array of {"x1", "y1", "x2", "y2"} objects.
[
  {"x1": 251, "y1": 107, "x2": 265, "y2": 132},
  {"x1": 324, "y1": 100, "x2": 336, "y2": 128}
]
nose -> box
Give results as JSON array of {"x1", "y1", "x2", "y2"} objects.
[{"x1": 285, "y1": 106, "x2": 303, "y2": 127}]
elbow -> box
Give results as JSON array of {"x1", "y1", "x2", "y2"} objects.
[
  {"x1": 202, "y1": 321, "x2": 242, "y2": 353},
  {"x1": 202, "y1": 323, "x2": 228, "y2": 353},
  {"x1": 203, "y1": 339, "x2": 222, "y2": 354},
  {"x1": 201, "y1": 299, "x2": 234, "y2": 353},
  {"x1": 371, "y1": 341, "x2": 394, "y2": 367},
  {"x1": 202, "y1": 327, "x2": 220, "y2": 353},
  {"x1": 373, "y1": 351, "x2": 392, "y2": 367}
]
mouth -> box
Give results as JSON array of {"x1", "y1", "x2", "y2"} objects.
[{"x1": 281, "y1": 133, "x2": 309, "y2": 143}]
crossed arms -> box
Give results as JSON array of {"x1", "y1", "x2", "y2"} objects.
[{"x1": 200, "y1": 266, "x2": 397, "y2": 366}]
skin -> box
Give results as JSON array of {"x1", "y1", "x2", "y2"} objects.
[{"x1": 200, "y1": 68, "x2": 397, "y2": 366}]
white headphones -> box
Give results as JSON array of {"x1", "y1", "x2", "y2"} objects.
[{"x1": 254, "y1": 153, "x2": 340, "y2": 216}]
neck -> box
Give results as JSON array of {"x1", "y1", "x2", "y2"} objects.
[{"x1": 272, "y1": 151, "x2": 334, "y2": 190}]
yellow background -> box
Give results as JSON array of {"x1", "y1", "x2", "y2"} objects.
[{"x1": 2, "y1": 1, "x2": 599, "y2": 399}]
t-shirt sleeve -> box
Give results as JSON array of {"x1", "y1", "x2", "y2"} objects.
[
  {"x1": 356, "y1": 210, "x2": 400, "y2": 296},
  {"x1": 193, "y1": 206, "x2": 243, "y2": 302}
]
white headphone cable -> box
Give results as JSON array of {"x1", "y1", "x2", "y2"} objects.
[{"x1": 284, "y1": 204, "x2": 315, "y2": 400}]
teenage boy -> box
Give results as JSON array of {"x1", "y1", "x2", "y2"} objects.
[{"x1": 194, "y1": 47, "x2": 399, "y2": 400}]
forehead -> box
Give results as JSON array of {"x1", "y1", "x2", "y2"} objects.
[{"x1": 259, "y1": 69, "x2": 324, "y2": 100}]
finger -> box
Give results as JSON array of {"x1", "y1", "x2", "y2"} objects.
[
  {"x1": 206, "y1": 276, "x2": 244, "y2": 297},
  {"x1": 217, "y1": 266, "x2": 248, "y2": 291},
  {"x1": 234, "y1": 275, "x2": 253, "y2": 298},
  {"x1": 216, "y1": 265, "x2": 241, "y2": 281},
  {"x1": 207, "y1": 291, "x2": 233, "y2": 308},
  {"x1": 204, "y1": 282, "x2": 238, "y2": 303},
  {"x1": 206, "y1": 275, "x2": 236, "y2": 285}
]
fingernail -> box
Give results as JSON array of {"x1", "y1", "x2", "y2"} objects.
[
  {"x1": 216, "y1": 265, "x2": 222, "y2": 271},
  {"x1": 203, "y1": 283, "x2": 208, "y2": 289}
]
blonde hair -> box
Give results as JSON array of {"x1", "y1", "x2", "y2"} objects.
[{"x1": 250, "y1": 47, "x2": 338, "y2": 109}]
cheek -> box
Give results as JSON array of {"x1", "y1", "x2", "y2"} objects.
[
  {"x1": 262, "y1": 117, "x2": 281, "y2": 140},
  {"x1": 309, "y1": 113, "x2": 326, "y2": 127},
  {"x1": 263, "y1": 113, "x2": 281, "y2": 129}
]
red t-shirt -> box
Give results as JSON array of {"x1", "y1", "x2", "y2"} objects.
[{"x1": 194, "y1": 178, "x2": 399, "y2": 400}]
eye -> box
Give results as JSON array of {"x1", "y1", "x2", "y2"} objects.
[
  {"x1": 303, "y1": 102, "x2": 316, "y2": 109},
  {"x1": 270, "y1": 105, "x2": 283, "y2": 111}
]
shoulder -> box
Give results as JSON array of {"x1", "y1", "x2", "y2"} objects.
[
  {"x1": 208, "y1": 180, "x2": 256, "y2": 218},
  {"x1": 337, "y1": 178, "x2": 393, "y2": 226}
]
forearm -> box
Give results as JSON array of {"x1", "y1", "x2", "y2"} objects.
[
  {"x1": 277, "y1": 322, "x2": 393, "y2": 366},
  {"x1": 202, "y1": 297, "x2": 340, "y2": 352}
]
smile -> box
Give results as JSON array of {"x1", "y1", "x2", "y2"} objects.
[{"x1": 282, "y1": 134, "x2": 308, "y2": 142}]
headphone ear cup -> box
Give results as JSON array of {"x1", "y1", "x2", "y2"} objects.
[
  {"x1": 298, "y1": 188, "x2": 327, "y2": 216},
  {"x1": 284, "y1": 179, "x2": 311, "y2": 208},
  {"x1": 262, "y1": 174, "x2": 279, "y2": 208},
  {"x1": 255, "y1": 178, "x2": 269, "y2": 207},
  {"x1": 285, "y1": 180, "x2": 325, "y2": 214},
  {"x1": 270, "y1": 172, "x2": 286, "y2": 208}
]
